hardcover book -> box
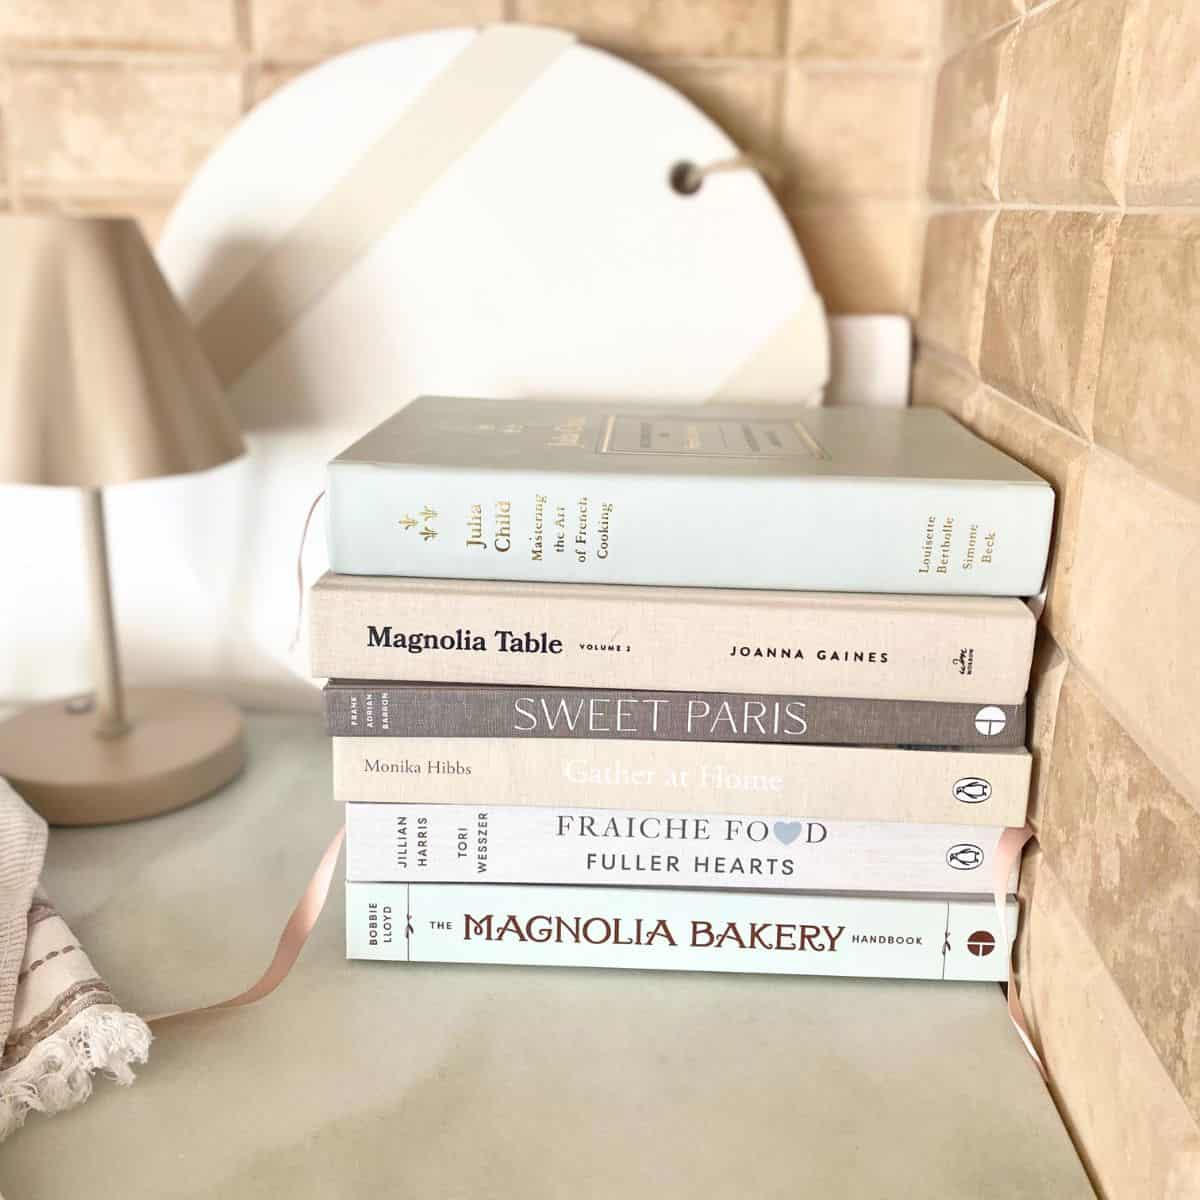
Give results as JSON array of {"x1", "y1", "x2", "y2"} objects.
[
  {"x1": 331, "y1": 738, "x2": 1031, "y2": 827},
  {"x1": 325, "y1": 397, "x2": 1054, "y2": 594},
  {"x1": 324, "y1": 681, "x2": 1027, "y2": 748},
  {"x1": 309, "y1": 575, "x2": 1037, "y2": 703},
  {"x1": 345, "y1": 802, "x2": 1018, "y2": 894},
  {"x1": 346, "y1": 881, "x2": 1018, "y2": 982}
]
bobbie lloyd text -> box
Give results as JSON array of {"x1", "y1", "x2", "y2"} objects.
[{"x1": 366, "y1": 627, "x2": 563, "y2": 654}]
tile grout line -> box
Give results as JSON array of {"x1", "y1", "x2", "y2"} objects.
[
  {"x1": 937, "y1": 12, "x2": 1022, "y2": 68},
  {"x1": 1030, "y1": 685, "x2": 1200, "y2": 1127},
  {"x1": 769, "y1": 0, "x2": 793, "y2": 176},
  {"x1": 910, "y1": 0, "x2": 943, "y2": 314},
  {"x1": 1, "y1": 57, "x2": 25, "y2": 210},
  {"x1": 234, "y1": 0, "x2": 254, "y2": 52},
  {"x1": 234, "y1": 0, "x2": 256, "y2": 113},
  {"x1": 0, "y1": 45, "x2": 930, "y2": 73},
  {"x1": 775, "y1": 0, "x2": 791, "y2": 58},
  {"x1": 929, "y1": 200, "x2": 1200, "y2": 216},
  {"x1": 1088, "y1": 440, "x2": 1200, "y2": 513},
  {"x1": 0, "y1": 45, "x2": 250, "y2": 68},
  {"x1": 975, "y1": 381, "x2": 1091, "y2": 451},
  {"x1": 1017, "y1": 849, "x2": 1190, "y2": 1200},
  {"x1": 936, "y1": 0, "x2": 1075, "y2": 68},
  {"x1": 1052, "y1": 629, "x2": 1200, "y2": 824},
  {"x1": 914, "y1": 341, "x2": 1094, "y2": 449}
]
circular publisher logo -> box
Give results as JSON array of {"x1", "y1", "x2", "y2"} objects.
[
  {"x1": 974, "y1": 705, "x2": 1007, "y2": 736},
  {"x1": 953, "y1": 777, "x2": 992, "y2": 804},
  {"x1": 946, "y1": 843, "x2": 985, "y2": 870},
  {"x1": 966, "y1": 930, "x2": 996, "y2": 957}
]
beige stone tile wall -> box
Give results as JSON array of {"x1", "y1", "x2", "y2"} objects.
[
  {"x1": 0, "y1": 0, "x2": 933, "y2": 314},
  {"x1": 917, "y1": 2, "x2": 1200, "y2": 1196}
]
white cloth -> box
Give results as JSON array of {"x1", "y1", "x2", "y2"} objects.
[{"x1": 0, "y1": 778, "x2": 150, "y2": 1140}]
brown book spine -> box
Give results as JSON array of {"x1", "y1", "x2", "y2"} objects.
[{"x1": 323, "y1": 682, "x2": 1026, "y2": 748}]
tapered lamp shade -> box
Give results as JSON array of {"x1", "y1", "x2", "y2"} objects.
[
  {"x1": 0, "y1": 215, "x2": 243, "y2": 486},
  {"x1": 0, "y1": 215, "x2": 246, "y2": 825}
]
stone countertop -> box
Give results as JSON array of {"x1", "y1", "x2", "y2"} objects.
[{"x1": 0, "y1": 713, "x2": 1093, "y2": 1199}]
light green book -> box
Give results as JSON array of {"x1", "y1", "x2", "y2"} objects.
[{"x1": 326, "y1": 397, "x2": 1054, "y2": 595}]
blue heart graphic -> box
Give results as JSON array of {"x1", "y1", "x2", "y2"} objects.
[{"x1": 773, "y1": 821, "x2": 803, "y2": 845}]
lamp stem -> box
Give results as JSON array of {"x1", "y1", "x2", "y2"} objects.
[{"x1": 81, "y1": 487, "x2": 130, "y2": 738}]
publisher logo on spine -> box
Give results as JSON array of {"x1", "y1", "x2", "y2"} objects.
[
  {"x1": 946, "y1": 843, "x2": 984, "y2": 871},
  {"x1": 953, "y1": 777, "x2": 992, "y2": 804},
  {"x1": 966, "y1": 930, "x2": 996, "y2": 957},
  {"x1": 952, "y1": 648, "x2": 975, "y2": 676},
  {"x1": 973, "y1": 705, "x2": 1007, "y2": 736}
]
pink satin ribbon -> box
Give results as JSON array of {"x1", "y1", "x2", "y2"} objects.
[
  {"x1": 993, "y1": 825, "x2": 1046, "y2": 1079},
  {"x1": 150, "y1": 487, "x2": 337, "y2": 1024},
  {"x1": 147, "y1": 826, "x2": 345, "y2": 1024},
  {"x1": 289, "y1": 489, "x2": 326, "y2": 653},
  {"x1": 149, "y1": 820, "x2": 1046, "y2": 1086}
]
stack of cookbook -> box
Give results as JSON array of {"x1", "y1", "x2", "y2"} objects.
[{"x1": 309, "y1": 396, "x2": 1053, "y2": 982}]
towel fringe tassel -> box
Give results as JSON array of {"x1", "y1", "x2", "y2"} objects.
[{"x1": 0, "y1": 1007, "x2": 151, "y2": 1140}]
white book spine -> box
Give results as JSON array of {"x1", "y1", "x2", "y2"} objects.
[
  {"x1": 327, "y1": 466, "x2": 1052, "y2": 595},
  {"x1": 332, "y1": 738, "x2": 1031, "y2": 827},
  {"x1": 346, "y1": 882, "x2": 1018, "y2": 983},
  {"x1": 345, "y1": 803, "x2": 1018, "y2": 894}
]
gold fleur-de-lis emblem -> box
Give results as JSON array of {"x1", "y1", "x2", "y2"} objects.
[{"x1": 400, "y1": 507, "x2": 438, "y2": 541}]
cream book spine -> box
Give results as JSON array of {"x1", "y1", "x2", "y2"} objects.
[
  {"x1": 331, "y1": 738, "x2": 1031, "y2": 827},
  {"x1": 345, "y1": 803, "x2": 1018, "y2": 894},
  {"x1": 308, "y1": 574, "x2": 1037, "y2": 704},
  {"x1": 346, "y1": 882, "x2": 1018, "y2": 982}
]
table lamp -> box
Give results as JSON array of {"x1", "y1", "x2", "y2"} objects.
[{"x1": 0, "y1": 215, "x2": 246, "y2": 825}]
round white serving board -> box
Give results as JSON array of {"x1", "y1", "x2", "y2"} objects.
[{"x1": 5, "y1": 27, "x2": 825, "y2": 707}]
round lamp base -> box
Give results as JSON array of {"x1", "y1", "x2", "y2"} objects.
[{"x1": 0, "y1": 687, "x2": 244, "y2": 826}]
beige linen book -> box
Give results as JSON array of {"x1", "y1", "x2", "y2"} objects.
[
  {"x1": 331, "y1": 737, "x2": 1031, "y2": 827},
  {"x1": 309, "y1": 574, "x2": 1036, "y2": 703}
]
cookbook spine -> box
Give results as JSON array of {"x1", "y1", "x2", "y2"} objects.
[
  {"x1": 331, "y1": 738, "x2": 1030, "y2": 827},
  {"x1": 344, "y1": 802, "x2": 1017, "y2": 894},
  {"x1": 323, "y1": 682, "x2": 1026, "y2": 748},
  {"x1": 346, "y1": 881, "x2": 1018, "y2": 982},
  {"x1": 327, "y1": 462, "x2": 1052, "y2": 594},
  {"x1": 309, "y1": 576, "x2": 1036, "y2": 703}
]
